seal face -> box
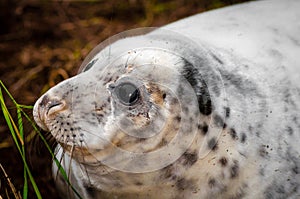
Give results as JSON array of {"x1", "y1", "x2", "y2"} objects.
[{"x1": 33, "y1": 1, "x2": 300, "y2": 198}]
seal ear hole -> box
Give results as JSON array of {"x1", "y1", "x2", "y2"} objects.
[
  {"x1": 162, "y1": 93, "x2": 167, "y2": 99},
  {"x1": 82, "y1": 58, "x2": 98, "y2": 72}
]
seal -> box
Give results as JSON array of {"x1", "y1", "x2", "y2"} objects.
[{"x1": 33, "y1": 0, "x2": 300, "y2": 198}]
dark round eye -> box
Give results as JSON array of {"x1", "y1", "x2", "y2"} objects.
[{"x1": 114, "y1": 82, "x2": 140, "y2": 106}]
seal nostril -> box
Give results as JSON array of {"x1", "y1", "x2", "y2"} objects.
[
  {"x1": 46, "y1": 100, "x2": 64, "y2": 115},
  {"x1": 48, "y1": 101, "x2": 62, "y2": 110},
  {"x1": 33, "y1": 95, "x2": 63, "y2": 131},
  {"x1": 39, "y1": 95, "x2": 63, "y2": 112}
]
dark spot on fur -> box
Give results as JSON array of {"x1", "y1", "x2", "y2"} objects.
[
  {"x1": 213, "y1": 114, "x2": 225, "y2": 128},
  {"x1": 230, "y1": 128, "x2": 238, "y2": 140},
  {"x1": 170, "y1": 97, "x2": 179, "y2": 105},
  {"x1": 91, "y1": 101, "x2": 97, "y2": 107},
  {"x1": 219, "y1": 157, "x2": 228, "y2": 167},
  {"x1": 198, "y1": 123, "x2": 209, "y2": 135},
  {"x1": 39, "y1": 94, "x2": 49, "y2": 107},
  {"x1": 198, "y1": 89, "x2": 212, "y2": 115},
  {"x1": 84, "y1": 184, "x2": 96, "y2": 198},
  {"x1": 259, "y1": 145, "x2": 269, "y2": 158},
  {"x1": 156, "y1": 138, "x2": 168, "y2": 148},
  {"x1": 103, "y1": 76, "x2": 113, "y2": 85},
  {"x1": 208, "y1": 137, "x2": 218, "y2": 150},
  {"x1": 176, "y1": 178, "x2": 193, "y2": 191},
  {"x1": 292, "y1": 166, "x2": 299, "y2": 174},
  {"x1": 136, "y1": 138, "x2": 147, "y2": 143},
  {"x1": 259, "y1": 168, "x2": 265, "y2": 176},
  {"x1": 225, "y1": 107, "x2": 230, "y2": 118},
  {"x1": 256, "y1": 131, "x2": 260, "y2": 137},
  {"x1": 211, "y1": 53, "x2": 224, "y2": 65},
  {"x1": 181, "y1": 60, "x2": 212, "y2": 115},
  {"x1": 230, "y1": 161, "x2": 239, "y2": 178},
  {"x1": 287, "y1": 126, "x2": 293, "y2": 135},
  {"x1": 241, "y1": 133, "x2": 247, "y2": 143},
  {"x1": 162, "y1": 93, "x2": 167, "y2": 99},
  {"x1": 211, "y1": 84, "x2": 221, "y2": 97},
  {"x1": 175, "y1": 116, "x2": 181, "y2": 122},
  {"x1": 182, "y1": 106, "x2": 189, "y2": 113},
  {"x1": 208, "y1": 178, "x2": 216, "y2": 188},
  {"x1": 161, "y1": 164, "x2": 176, "y2": 180},
  {"x1": 189, "y1": 117, "x2": 194, "y2": 123},
  {"x1": 180, "y1": 151, "x2": 198, "y2": 167},
  {"x1": 177, "y1": 84, "x2": 184, "y2": 96},
  {"x1": 220, "y1": 68, "x2": 258, "y2": 97}
]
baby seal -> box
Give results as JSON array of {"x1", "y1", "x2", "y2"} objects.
[{"x1": 33, "y1": 0, "x2": 300, "y2": 198}]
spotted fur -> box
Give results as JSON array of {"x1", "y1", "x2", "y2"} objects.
[{"x1": 33, "y1": 0, "x2": 300, "y2": 198}]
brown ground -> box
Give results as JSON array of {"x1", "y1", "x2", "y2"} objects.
[{"x1": 0, "y1": 1, "x2": 249, "y2": 198}]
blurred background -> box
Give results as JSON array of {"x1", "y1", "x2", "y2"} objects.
[{"x1": 0, "y1": 0, "x2": 250, "y2": 198}]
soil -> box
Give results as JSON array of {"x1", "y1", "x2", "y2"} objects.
[{"x1": 0, "y1": 0, "x2": 249, "y2": 198}]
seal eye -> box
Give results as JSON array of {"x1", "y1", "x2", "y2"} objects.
[{"x1": 115, "y1": 83, "x2": 140, "y2": 106}]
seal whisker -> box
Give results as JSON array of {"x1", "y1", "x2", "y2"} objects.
[
  {"x1": 77, "y1": 141, "x2": 92, "y2": 184},
  {"x1": 124, "y1": 54, "x2": 130, "y2": 68},
  {"x1": 79, "y1": 128, "x2": 108, "y2": 142},
  {"x1": 54, "y1": 146, "x2": 65, "y2": 183},
  {"x1": 129, "y1": 49, "x2": 145, "y2": 65},
  {"x1": 79, "y1": 140, "x2": 119, "y2": 181},
  {"x1": 66, "y1": 144, "x2": 75, "y2": 199},
  {"x1": 53, "y1": 144, "x2": 63, "y2": 158},
  {"x1": 45, "y1": 131, "x2": 54, "y2": 141}
]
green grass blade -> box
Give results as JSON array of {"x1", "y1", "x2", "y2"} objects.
[
  {"x1": 18, "y1": 105, "x2": 33, "y2": 109},
  {"x1": 17, "y1": 108, "x2": 28, "y2": 199},
  {"x1": 0, "y1": 88, "x2": 22, "y2": 147},
  {"x1": 0, "y1": 87, "x2": 42, "y2": 199},
  {"x1": 0, "y1": 80, "x2": 18, "y2": 106}
]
